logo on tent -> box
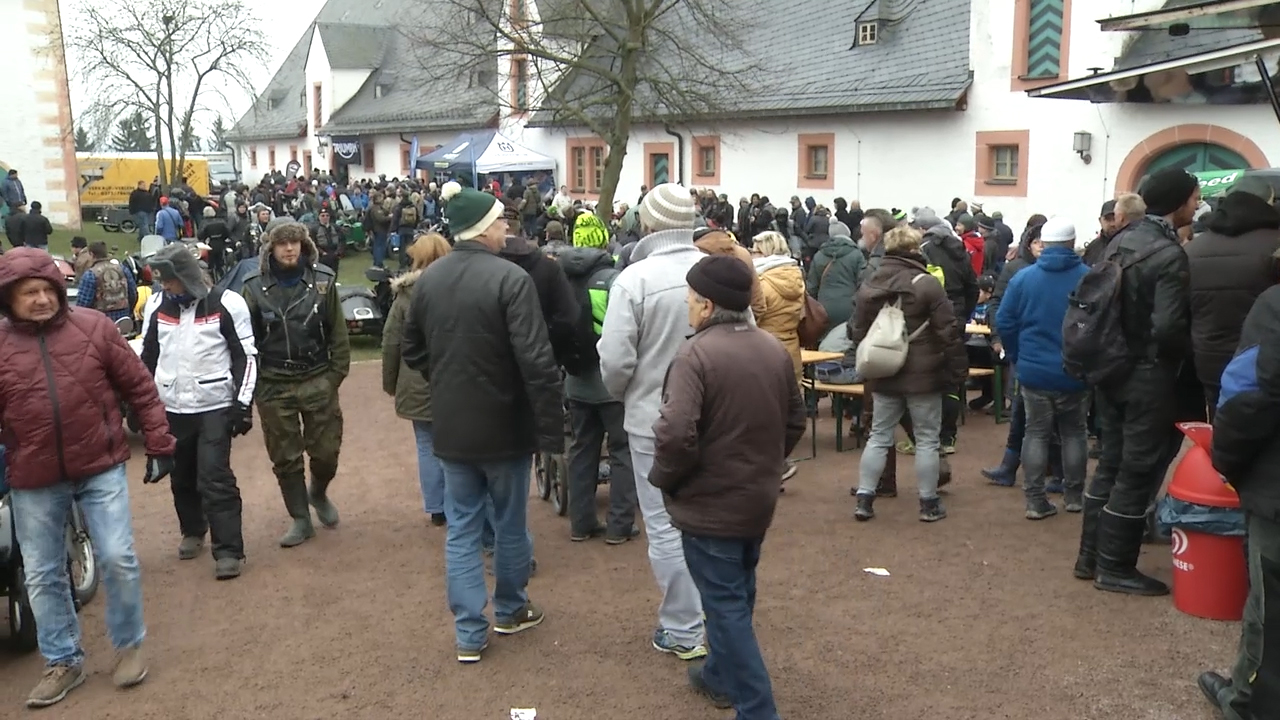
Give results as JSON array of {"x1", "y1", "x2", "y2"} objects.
[{"x1": 496, "y1": 142, "x2": 514, "y2": 153}]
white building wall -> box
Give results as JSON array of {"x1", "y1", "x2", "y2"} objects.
[
  {"x1": 3, "y1": 0, "x2": 79, "y2": 227},
  {"x1": 330, "y1": 69, "x2": 370, "y2": 113},
  {"x1": 236, "y1": 130, "x2": 462, "y2": 183}
]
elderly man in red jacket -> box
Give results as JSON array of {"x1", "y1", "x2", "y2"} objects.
[{"x1": 0, "y1": 248, "x2": 175, "y2": 709}]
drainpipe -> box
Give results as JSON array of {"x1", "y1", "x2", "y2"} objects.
[{"x1": 662, "y1": 124, "x2": 685, "y2": 184}]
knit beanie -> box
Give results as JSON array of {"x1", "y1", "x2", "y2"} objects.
[
  {"x1": 829, "y1": 221, "x2": 853, "y2": 239},
  {"x1": 148, "y1": 242, "x2": 209, "y2": 300},
  {"x1": 1141, "y1": 168, "x2": 1200, "y2": 217},
  {"x1": 441, "y1": 181, "x2": 503, "y2": 241},
  {"x1": 912, "y1": 207, "x2": 942, "y2": 229},
  {"x1": 639, "y1": 182, "x2": 696, "y2": 232},
  {"x1": 572, "y1": 213, "x2": 609, "y2": 248},
  {"x1": 544, "y1": 219, "x2": 565, "y2": 241},
  {"x1": 1039, "y1": 216, "x2": 1076, "y2": 245},
  {"x1": 686, "y1": 255, "x2": 753, "y2": 312}
]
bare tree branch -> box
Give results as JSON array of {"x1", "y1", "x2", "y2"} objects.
[{"x1": 65, "y1": 0, "x2": 269, "y2": 192}]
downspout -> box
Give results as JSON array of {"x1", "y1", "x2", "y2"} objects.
[{"x1": 662, "y1": 124, "x2": 685, "y2": 185}]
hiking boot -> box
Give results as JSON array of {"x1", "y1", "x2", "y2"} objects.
[
  {"x1": 456, "y1": 640, "x2": 489, "y2": 664},
  {"x1": 113, "y1": 645, "x2": 148, "y2": 688},
  {"x1": 430, "y1": 512, "x2": 446, "y2": 527},
  {"x1": 177, "y1": 535, "x2": 205, "y2": 560},
  {"x1": 1025, "y1": 498, "x2": 1059, "y2": 520},
  {"x1": 26, "y1": 665, "x2": 85, "y2": 708},
  {"x1": 854, "y1": 493, "x2": 876, "y2": 521},
  {"x1": 279, "y1": 518, "x2": 316, "y2": 547},
  {"x1": 968, "y1": 395, "x2": 993, "y2": 412},
  {"x1": 1064, "y1": 490, "x2": 1084, "y2": 513},
  {"x1": 919, "y1": 497, "x2": 947, "y2": 523},
  {"x1": 605, "y1": 524, "x2": 641, "y2": 545},
  {"x1": 495, "y1": 603, "x2": 545, "y2": 635},
  {"x1": 214, "y1": 557, "x2": 242, "y2": 580},
  {"x1": 687, "y1": 661, "x2": 733, "y2": 709},
  {"x1": 653, "y1": 628, "x2": 708, "y2": 660},
  {"x1": 982, "y1": 449, "x2": 1020, "y2": 487},
  {"x1": 571, "y1": 525, "x2": 606, "y2": 542},
  {"x1": 309, "y1": 487, "x2": 340, "y2": 528}
]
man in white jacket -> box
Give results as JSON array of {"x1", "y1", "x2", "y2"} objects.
[
  {"x1": 139, "y1": 243, "x2": 258, "y2": 580},
  {"x1": 598, "y1": 182, "x2": 708, "y2": 661}
]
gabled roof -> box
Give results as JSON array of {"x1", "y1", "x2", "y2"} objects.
[
  {"x1": 316, "y1": 23, "x2": 393, "y2": 70},
  {"x1": 226, "y1": 30, "x2": 311, "y2": 142},
  {"x1": 528, "y1": 0, "x2": 973, "y2": 127}
]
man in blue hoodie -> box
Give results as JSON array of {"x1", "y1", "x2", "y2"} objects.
[{"x1": 996, "y1": 217, "x2": 1090, "y2": 520}]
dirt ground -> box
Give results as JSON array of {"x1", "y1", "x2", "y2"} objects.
[{"x1": 0, "y1": 364, "x2": 1236, "y2": 719}]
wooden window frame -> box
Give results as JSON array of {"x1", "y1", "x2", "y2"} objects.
[
  {"x1": 570, "y1": 146, "x2": 587, "y2": 192},
  {"x1": 797, "y1": 133, "x2": 835, "y2": 190},
  {"x1": 692, "y1": 135, "x2": 721, "y2": 185},
  {"x1": 290, "y1": 145, "x2": 299, "y2": 163},
  {"x1": 268, "y1": 147, "x2": 276, "y2": 170},
  {"x1": 312, "y1": 82, "x2": 323, "y2": 129},
  {"x1": 363, "y1": 143, "x2": 375, "y2": 172},
  {"x1": 510, "y1": 57, "x2": 530, "y2": 112},
  {"x1": 858, "y1": 21, "x2": 878, "y2": 46},
  {"x1": 566, "y1": 137, "x2": 607, "y2": 196},
  {"x1": 510, "y1": 0, "x2": 529, "y2": 28},
  {"x1": 643, "y1": 142, "x2": 675, "y2": 189},
  {"x1": 1010, "y1": 0, "x2": 1073, "y2": 92},
  {"x1": 303, "y1": 150, "x2": 313, "y2": 177},
  {"x1": 249, "y1": 147, "x2": 257, "y2": 167},
  {"x1": 974, "y1": 130, "x2": 1031, "y2": 198},
  {"x1": 401, "y1": 142, "x2": 411, "y2": 176}
]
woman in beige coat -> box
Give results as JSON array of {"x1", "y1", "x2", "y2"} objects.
[
  {"x1": 381, "y1": 231, "x2": 452, "y2": 525},
  {"x1": 750, "y1": 231, "x2": 806, "y2": 384}
]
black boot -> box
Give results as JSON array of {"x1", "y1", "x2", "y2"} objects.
[
  {"x1": 1094, "y1": 509, "x2": 1169, "y2": 596},
  {"x1": 1073, "y1": 497, "x2": 1105, "y2": 580}
]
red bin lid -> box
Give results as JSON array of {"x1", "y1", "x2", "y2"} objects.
[{"x1": 1167, "y1": 422, "x2": 1240, "y2": 508}]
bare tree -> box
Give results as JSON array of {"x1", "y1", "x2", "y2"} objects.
[
  {"x1": 409, "y1": 0, "x2": 760, "y2": 217},
  {"x1": 66, "y1": 0, "x2": 269, "y2": 191}
]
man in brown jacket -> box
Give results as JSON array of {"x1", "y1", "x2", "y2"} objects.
[{"x1": 650, "y1": 254, "x2": 805, "y2": 716}]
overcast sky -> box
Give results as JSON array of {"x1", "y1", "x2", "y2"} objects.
[{"x1": 61, "y1": 0, "x2": 327, "y2": 140}]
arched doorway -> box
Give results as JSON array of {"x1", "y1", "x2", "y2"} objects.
[{"x1": 1116, "y1": 124, "x2": 1269, "y2": 192}]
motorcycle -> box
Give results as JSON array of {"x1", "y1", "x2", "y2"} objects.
[
  {"x1": 0, "y1": 448, "x2": 99, "y2": 652},
  {"x1": 117, "y1": 317, "x2": 144, "y2": 434},
  {"x1": 336, "y1": 266, "x2": 387, "y2": 339}
]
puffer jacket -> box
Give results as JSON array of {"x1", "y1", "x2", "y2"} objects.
[
  {"x1": 382, "y1": 269, "x2": 431, "y2": 421},
  {"x1": 1185, "y1": 192, "x2": 1280, "y2": 390},
  {"x1": 753, "y1": 255, "x2": 805, "y2": 383},
  {"x1": 807, "y1": 232, "x2": 866, "y2": 328},
  {"x1": 1111, "y1": 215, "x2": 1192, "y2": 366},
  {"x1": 0, "y1": 248, "x2": 174, "y2": 490},
  {"x1": 849, "y1": 251, "x2": 968, "y2": 396}
]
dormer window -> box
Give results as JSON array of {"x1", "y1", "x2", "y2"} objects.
[
  {"x1": 858, "y1": 21, "x2": 878, "y2": 46},
  {"x1": 375, "y1": 83, "x2": 389, "y2": 98},
  {"x1": 266, "y1": 97, "x2": 275, "y2": 111}
]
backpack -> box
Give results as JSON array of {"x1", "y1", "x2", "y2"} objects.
[
  {"x1": 1062, "y1": 240, "x2": 1168, "y2": 386},
  {"x1": 563, "y1": 265, "x2": 620, "y2": 376},
  {"x1": 854, "y1": 274, "x2": 931, "y2": 380},
  {"x1": 91, "y1": 260, "x2": 129, "y2": 312},
  {"x1": 399, "y1": 204, "x2": 418, "y2": 228}
]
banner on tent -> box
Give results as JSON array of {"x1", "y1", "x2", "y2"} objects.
[
  {"x1": 332, "y1": 137, "x2": 363, "y2": 166},
  {"x1": 285, "y1": 160, "x2": 301, "y2": 177}
]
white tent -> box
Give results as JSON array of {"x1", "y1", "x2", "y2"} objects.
[{"x1": 417, "y1": 130, "x2": 557, "y2": 174}]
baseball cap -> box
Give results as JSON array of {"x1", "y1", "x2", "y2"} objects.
[{"x1": 1100, "y1": 200, "x2": 1116, "y2": 218}]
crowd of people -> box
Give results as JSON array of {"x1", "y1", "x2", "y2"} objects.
[{"x1": 2, "y1": 160, "x2": 1280, "y2": 719}]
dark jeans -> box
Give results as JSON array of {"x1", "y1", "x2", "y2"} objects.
[
  {"x1": 1088, "y1": 364, "x2": 1175, "y2": 517},
  {"x1": 682, "y1": 534, "x2": 780, "y2": 720},
  {"x1": 567, "y1": 400, "x2": 637, "y2": 536},
  {"x1": 371, "y1": 230, "x2": 389, "y2": 268},
  {"x1": 1217, "y1": 513, "x2": 1280, "y2": 720},
  {"x1": 1005, "y1": 393, "x2": 1063, "y2": 469},
  {"x1": 941, "y1": 383, "x2": 960, "y2": 444},
  {"x1": 1021, "y1": 388, "x2": 1088, "y2": 500},
  {"x1": 168, "y1": 409, "x2": 244, "y2": 560}
]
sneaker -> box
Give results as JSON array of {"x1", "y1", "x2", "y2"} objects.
[
  {"x1": 605, "y1": 524, "x2": 641, "y2": 545},
  {"x1": 26, "y1": 665, "x2": 85, "y2": 708},
  {"x1": 1064, "y1": 491, "x2": 1084, "y2": 513},
  {"x1": 177, "y1": 535, "x2": 204, "y2": 560},
  {"x1": 781, "y1": 460, "x2": 799, "y2": 482},
  {"x1": 652, "y1": 628, "x2": 708, "y2": 660},
  {"x1": 113, "y1": 645, "x2": 148, "y2": 688},
  {"x1": 1025, "y1": 498, "x2": 1059, "y2": 520},
  {"x1": 495, "y1": 603, "x2": 545, "y2": 635},
  {"x1": 854, "y1": 494, "x2": 876, "y2": 521},
  {"x1": 430, "y1": 512, "x2": 446, "y2": 527},
  {"x1": 919, "y1": 497, "x2": 947, "y2": 523},
  {"x1": 214, "y1": 557, "x2": 242, "y2": 580},
  {"x1": 456, "y1": 640, "x2": 489, "y2": 663},
  {"x1": 1045, "y1": 479, "x2": 1065, "y2": 494},
  {"x1": 687, "y1": 661, "x2": 733, "y2": 709},
  {"x1": 895, "y1": 439, "x2": 915, "y2": 455},
  {"x1": 570, "y1": 525, "x2": 606, "y2": 542},
  {"x1": 941, "y1": 442, "x2": 957, "y2": 456}
]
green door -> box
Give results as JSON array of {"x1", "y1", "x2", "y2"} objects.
[{"x1": 1143, "y1": 143, "x2": 1250, "y2": 177}]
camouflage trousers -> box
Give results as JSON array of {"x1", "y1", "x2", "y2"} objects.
[{"x1": 256, "y1": 373, "x2": 344, "y2": 504}]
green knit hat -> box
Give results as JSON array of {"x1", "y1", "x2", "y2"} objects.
[{"x1": 441, "y1": 181, "x2": 503, "y2": 241}]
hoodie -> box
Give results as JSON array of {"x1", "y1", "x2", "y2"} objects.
[
  {"x1": 920, "y1": 223, "x2": 979, "y2": 328},
  {"x1": 499, "y1": 236, "x2": 580, "y2": 368},
  {"x1": 558, "y1": 246, "x2": 616, "y2": 404},
  {"x1": 995, "y1": 245, "x2": 1090, "y2": 392}
]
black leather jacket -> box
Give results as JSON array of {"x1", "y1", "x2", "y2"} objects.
[
  {"x1": 242, "y1": 262, "x2": 344, "y2": 380},
  {"x1": 1110, "y1": 216, "x2": 1192, "y2": 366}
]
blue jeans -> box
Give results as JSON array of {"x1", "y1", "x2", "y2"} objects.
[
  {"x1": 682, "y1": 534, "x2": 780, "y2": 720},
  {"x1": 371, "y1": 231, "x2": 389, "y2": 268},
  {"x1": 440, "y1": 456, "x2": 534, "y2": 650},
  {"x1": 133, "y1": 211, "x2": 151, "y2": 242},
  {"x1": 480, "y1": 504, "x2": 535, "y2": 556},
  {"x1": 412, "y1": 421, "x2": 445, "y2": 514},
  {"x1": 1007, "y1": 391, "x2": 1064, "y2": 472},
  {"x1": 10, "y1": 464, "x2": 145, "y2": 667}
]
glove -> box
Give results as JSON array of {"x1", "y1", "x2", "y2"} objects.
[
  {"x1": 229, "y1": 403, "x2": 254, "y2": 437},
  {"x1": 142, "y1": 455, "x2": 175, "y2": 484}
]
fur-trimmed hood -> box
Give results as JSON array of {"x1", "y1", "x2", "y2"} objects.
[
  {"x1": 256, "y1": 219, "x2": 319, "y2": 271},
  {"x1": 390, "y1": 268, "x2": 423, "y2": 296}
]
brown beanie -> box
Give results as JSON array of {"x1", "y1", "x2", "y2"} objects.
[{"x1": 686, "y1": 255, "x2": 753, "y2": 312}]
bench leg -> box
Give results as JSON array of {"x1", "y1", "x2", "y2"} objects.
[
  {"x1": 834, "y1": 395, "x2": 844, "y2": 453},
  {"x1": 994, "y1": 365, "x2": 1006, "y2": 424}
]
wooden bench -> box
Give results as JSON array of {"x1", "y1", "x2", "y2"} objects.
[{"x1": 801, "y1": 380, "x2": 865, "y2": 456}]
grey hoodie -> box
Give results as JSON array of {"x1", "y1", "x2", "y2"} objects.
[{"x1": 598, "y1": 228, "x2": 703, "y2": 438}]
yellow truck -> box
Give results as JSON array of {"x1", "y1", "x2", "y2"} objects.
[{"x1": 76, "y1": 152, "x2": 210, "y2": 209}]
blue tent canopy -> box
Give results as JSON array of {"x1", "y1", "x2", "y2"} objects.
[{"x1": 415, "y1": 129, "x2": 556, "y2": 175}]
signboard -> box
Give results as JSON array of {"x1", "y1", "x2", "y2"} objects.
[
  {"x1": 1194, "y1": 169, "x2": 1246, "y2": 197},
  {"x1": 332, "y1": 136, "x2": 362, "y2": 166},
  {"x1": 285, "y1": 159, "x2": 302, "y2": 178}
]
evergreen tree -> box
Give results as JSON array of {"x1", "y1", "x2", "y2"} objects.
[
  {"x1": 111, "y1": 111, "x2": 154, "y2": 151},
  {"x1": 209, "y1": 116, "x2": 229, "y2": 151},
  {"x1": 74, "y1": 125, "x2": 94, "y2": 151}
]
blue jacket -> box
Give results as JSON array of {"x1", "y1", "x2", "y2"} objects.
[
  {"x1": 155, "y1": 206, "x2": 184, "y2": 241},
  {"x1": 996, "y1": 245, "x2": 1089, "y2": 392}
]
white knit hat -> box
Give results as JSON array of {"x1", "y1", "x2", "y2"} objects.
[
  {"x1": 639, "y1": 183, "x2": 696, "y2": 232},
  {"x1": 1040, "y1": 216, "x2": 1076, "y2": 245}
]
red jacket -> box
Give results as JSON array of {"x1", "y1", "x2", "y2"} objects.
[
  {"x1": 960, "y1": 231, "x2": 985, "y2": 276},
  {"x1": 0, "y1": 248, "x2": 175, "y2": 490}
]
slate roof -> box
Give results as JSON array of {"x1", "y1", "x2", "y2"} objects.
[
  {"x1": 228, "y1": 0, "x2": 494, "y2": 142},
  {"x1": 528, "y1": 0, "x2": 973, "y2": 127}
]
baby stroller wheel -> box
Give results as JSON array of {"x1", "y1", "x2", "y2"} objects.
[
  {"x1": 549, "y1": 454, "x2": 569, "y2": 517},
  {"x1": 535, "y1": 453, "x2": 552, "y2": 501}
]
